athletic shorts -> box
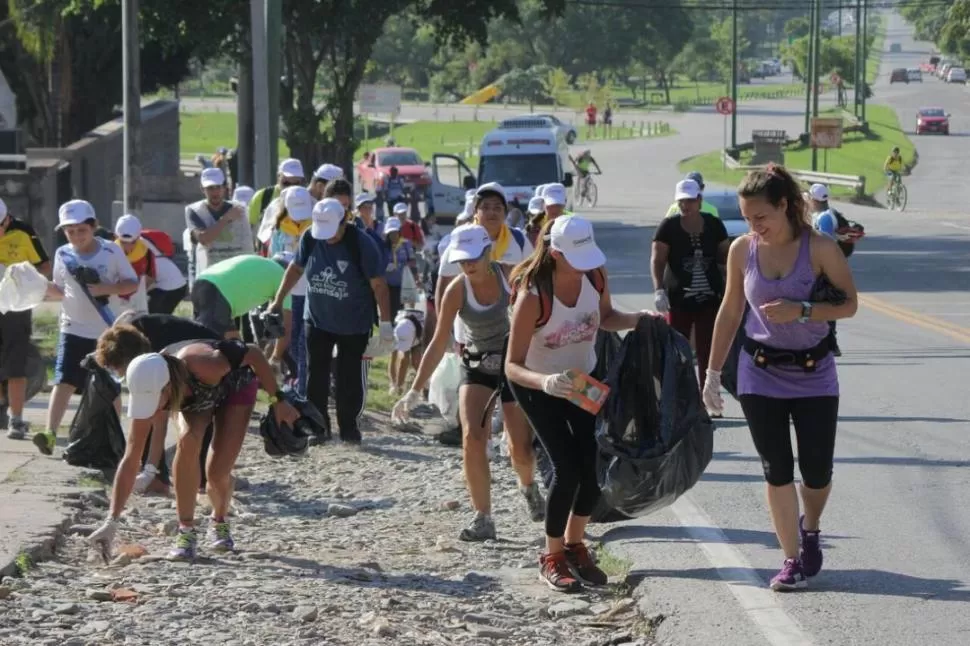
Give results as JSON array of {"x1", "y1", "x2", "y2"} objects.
[
  {"x1": 225, "y1": 370, "x2": 258, "y2": 407},
  {"x1": 54, "y1": 333, "x2": 97, "y2": 390},
  {"x1": 0, "y1": 310, "x2": 31, "y2": 379},
  {"x1": 459, "y1": 364, "x2": 514, "y2": 403},
  {"x1": 191, "y1": 279, "x2": 234, "y2": 337}
]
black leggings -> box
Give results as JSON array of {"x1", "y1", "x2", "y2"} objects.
[
  {"x1": 306, "y1": 324, "x2": 370, "y2": 441},
  {"x1": 738, "y1": 394, "x2": 839, "y2": 489},
  {"x1": 510, "y1": 382, "x2": 600, "y2": 538}
]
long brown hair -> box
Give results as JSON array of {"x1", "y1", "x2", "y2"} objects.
[
  {"x1": 162, "y1": 354, "x2": 191, "y2": 415},
  {"x1": 737, "y1": 164, "x2": 809, "y2": 235},
  {"x1": 509, "y1": 217, "x2": 556, "y2": 293}
]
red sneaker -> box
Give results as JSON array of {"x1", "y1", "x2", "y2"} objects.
[
  {"x1": 539, "y1": 551, "x2": 582, "y2": 593},
  {"x1": 565, "y1": 542, "x2": 609, "y2": 586}
]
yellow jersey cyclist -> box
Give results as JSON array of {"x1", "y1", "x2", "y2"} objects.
[
  {"x1": 884, "y1": 146, "x2": 904, "y2": 193},
  {"x1": 569, "y1": 150, "x2": 601, "y2": 199}
]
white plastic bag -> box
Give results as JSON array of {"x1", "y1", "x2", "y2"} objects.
[
  {"x1": 109, "y1": 276, "x2": 149, "y2": 316},
  {"x1": 400, "y1": 269, "x2": 418, "y2": 305},
  {"x1": 428, "y1": 352, "x2": 461, "y2": 419},
  {"x1": 0, "y1": 262, "x2": 48, "y2": 313}
]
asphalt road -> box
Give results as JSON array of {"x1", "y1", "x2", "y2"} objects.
[{"x1": 585, "y1": 13, "x2": 970, "y2": 646}]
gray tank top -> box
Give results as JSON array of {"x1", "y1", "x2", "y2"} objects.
[{"x1": 459, "y1": 263, "x2": 510, "y2": 354}]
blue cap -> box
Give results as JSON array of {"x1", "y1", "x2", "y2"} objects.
[{"x1": 685, "y1": 171, "x2": 704, "y2": 186}]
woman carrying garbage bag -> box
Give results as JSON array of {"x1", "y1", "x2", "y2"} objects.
[
  {"x1": 391, "y1": 223, "x2": 545, "y2": 542},
  {"x1": 505, "y1": 215, "x2": 649, "y2": 593},
  {"x1": 703, "y1": 164, "x2": 857, "y2": 592},
  {"x1": 88, "y1": 335, "x2": 299, "y2": 561}
]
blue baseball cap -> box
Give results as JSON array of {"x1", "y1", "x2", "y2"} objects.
[{"x1": 685, "y1": 171, "x2": 705, "y2": 187}]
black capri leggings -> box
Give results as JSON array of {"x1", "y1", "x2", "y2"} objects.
[
  {"x1": 738, "y1": 395, "x2": 839, "y2": 489},
  {"x1": 509, "y1": 382, "x2": 600, "y2": 538}
]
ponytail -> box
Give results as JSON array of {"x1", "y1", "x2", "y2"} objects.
[
  {"x1": 509, "y1": 217, "x2": 556, "y2": 294},
  {"x1": 162, "y1": 355, "x2": 190, "y2": 415}
]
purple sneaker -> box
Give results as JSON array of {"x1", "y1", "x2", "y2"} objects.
[
  {"x1": 799, "y1": 515, "x2": 823, "y2": 577},
  {"x1": 770, "y1": 558, "x2": 807, "y2": 591},
  {"x1": 168, "y1": 528, "x2": 198, "y2": 561},
  {"x1": 207, "y1": 521, "x2": 236, "y2": 553}
]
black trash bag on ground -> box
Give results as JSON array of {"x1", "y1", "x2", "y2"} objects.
[
  {"x1": 535, "y1": 330, "x2": 632, "y2": 524},
  {"x1": 64, "y1": 354, "x2": 126, "y2": 470},
  {"x1": 258, "y1": 392, "x2": 327, "y2": 457},
  {"x1": 720, "y1": 307, "x2": 750, "y2": 401},
  {"x1": 595, "y1": 316, "x2": 715, "y2": 518}
]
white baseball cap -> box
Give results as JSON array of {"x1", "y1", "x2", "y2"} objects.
[
  {"x1": 126, "y1": 353, "x2": 170, "y2": 420},
  {"x1": 535, "y1": 184, "x2": 549, "y2": 198},
  {"x1": 283, "y1": 186, "x2": 313, "y2": 222},
  {"x1": 809, "y1": 183, "x2": 829, "y2": 201},
  {"x1": 465, "y1": 189, "x2": 478, "y2": 200},
  {"x1": 278, "y1": 158, "x2": 305, "y2": 179},
  {"x1": 394, "y1": 318, "x2": 418, "y2": 353},
  {"x1": 527, "y1": 196, "x2": 545, "y2": 215},
  {"x1": 313, "y1": 163, "x2": 343, "y2": 182},
  {"x1": 0, "y1": 198, "x2": 7, "y2": 219},
  {"x1": 475, "y1": 182, "x2": 508, "y2": 208},
  {"x1": 56, "y1": 199, "x2": 96, "y2": 229},
  {"x1": 355, "y1": 192, "x2": 376, "y2": 208},
  {"x1": 548, "y1": 215, "x2": 605, "y2": 271},
  {"x1": 543, "y1": 183, "x2": 567, "y2": 207},
  {"x1": 674, "y1": 179, "x2": 701, "y2": 201},
  {"x1": 392, "y1": 202, "x2": 409, "y2": 215},
  {"x1": 115, "y1": 214, "x2": 142, "y2": 241},
  {"x1": 384, "y1": 216, "x2": 402, "y2": 234},
  {"x1": 201, "y1": 167, "x2": 225, "y2": 188},
  {"x1": 447, "y1": 223, "x2": 491, "y2": 263},
  {"x1": 232, "y1": 185, "x2": 255, "y2": 205},
  {"x1": 311, "y1": 197, "x2": 345, "y2": 240}
]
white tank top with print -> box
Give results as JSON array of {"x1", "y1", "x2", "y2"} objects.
[{"x1": 525, "y1": 275, "x2": 600, "y2": 375}]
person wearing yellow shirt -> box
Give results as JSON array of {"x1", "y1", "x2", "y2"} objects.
[
  {"x1": 883, "y1": 146, "x2": 904, "y2": 193},
  {"x1": 665, "y1": 172, "x2": 720, "y2": 219}
]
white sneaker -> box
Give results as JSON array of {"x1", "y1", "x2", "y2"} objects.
[{"x1": 133, "y1": 464, "x2": 159, "y2": 494}]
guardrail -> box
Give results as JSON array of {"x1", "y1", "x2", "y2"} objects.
[{"x1": 720, "y1": 149, "x2": 866, "y2": 197}]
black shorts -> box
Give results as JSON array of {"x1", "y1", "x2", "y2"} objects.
[
  {"x1": 149, "y1": 285, "x2": 188, "y2": 315},
  {"x1": 191, "y1": 279, "x2": 234, "y2": 337},
  {"x1": 54, "y1": 333, "x2": 97, "y2": 390},
  {"x1": 0, "y1": 310, "x2": 31, "y2": 379},
  {"x1": 388, "y1": 285, "x2": 403, "y2": 321},
  {"x1": 459, "y1": 364, "x2": 514, "y2": 403}
]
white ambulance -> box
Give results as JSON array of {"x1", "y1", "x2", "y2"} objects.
[{"x1": 428, "y1": 118, "x2": 574, "y2": 222}]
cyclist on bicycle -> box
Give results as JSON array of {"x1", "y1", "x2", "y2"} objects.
[
  {"x1": 883, "y1": 146, "x2": 904, "y2": 193},
  {"x1": 570, "y1": 150, "x2": 601, "y2": 200}
]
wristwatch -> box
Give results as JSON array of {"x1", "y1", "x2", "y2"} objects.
[{"x1": 798, "y1": 301, "x2": 813, "y2": 323}]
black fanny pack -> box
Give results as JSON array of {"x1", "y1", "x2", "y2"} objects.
[{"x1": 743, "y1": 337, "x2": 830, "y2": 373}]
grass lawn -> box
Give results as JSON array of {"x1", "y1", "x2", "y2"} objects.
[
  {"x1": 678, "y1": 104, "x2": 914, "y2": 200},
  {"x1": 180, "y1": 112, "x2": 289, "y2": 158}
]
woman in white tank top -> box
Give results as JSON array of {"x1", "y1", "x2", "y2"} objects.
[{"x1": 506, "y1": 214, "x2": 649, "y2": 593}]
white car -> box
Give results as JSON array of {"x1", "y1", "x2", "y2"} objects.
[
  {"x1": 700, "y1": 189, "x2": 750, "y2": 239},
  {"x1": 504, "y1": 114, "x2": 578, "y2": 144},
  {"x1": 947, "y1": 67, "x2": 966, "y2": 83},
  {"x1": 907, "y1": 68, "x2": 923, "y2": 82}
]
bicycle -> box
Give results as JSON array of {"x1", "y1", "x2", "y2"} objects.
[
  {"x1": 886, "y1": 172, "x2": 908, "y2": 211},
  {"x1": 574, "y1": 170, "x2": 601, "y2": 209}
]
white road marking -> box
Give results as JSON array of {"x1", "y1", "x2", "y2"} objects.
[
  {"x1": 940, "y1": 222, "x2": 970, "y2": 231},
  {"x1": 670, "y1": 496, "x2": 816, "y2": 646}
]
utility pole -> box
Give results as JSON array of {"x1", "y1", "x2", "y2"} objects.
[
  {"x1": 804, "y1": 0, "x2": 815, "y2": 134},
  {"x1": 251, "y1": 0, "x2": 271, "y2": 188},
  {"x1": 236, "y1": 52, "x2": 254, "y2": 187},
  {"x1": 854, "y1": 0, "x2": 862, "y2": 117},
  {"x1": 809, "y1": 0, "x2": 823, "y2": 171},
  {"x1": 861, "y1": 0, "x2": 868, "y2": 124},
  {"x1": 266, "y1": 0, "x2": 282, "y2": 175},
  {"x1": 121, "y1": 0, "x2": 142, "y2": 214},
  {"x1": 730, "y1": 0, "x2": 738, "y2": 148}
]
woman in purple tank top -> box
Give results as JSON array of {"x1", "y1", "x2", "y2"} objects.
[{"x1": 703, "y1": 165, "x2": 858, "y2": 592}]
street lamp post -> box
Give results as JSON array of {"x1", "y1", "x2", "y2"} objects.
[
  {"x1": 730, "y1": 0, "x2": 738, "y2": 148},
  {"x1": 121, "y1": 0, "x2": 142, "y2": 214},
  {"x1": 811, "y1": 0, "x2": 822, "y2": 171}
]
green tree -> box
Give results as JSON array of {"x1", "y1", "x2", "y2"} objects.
[
  {"x1": 784, "y1": 16, "x2": 811, "y2": 40},
  {"x1": 542, "y1": 67, "x2": 571, "y2": 107}
]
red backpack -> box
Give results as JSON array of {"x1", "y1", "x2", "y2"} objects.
[
  {"x1": 141, "y1": 229, "x2": 175, "y2": 258},
  {"x1": 510, "y1": 267, "x2": 606, "y2": 328}
]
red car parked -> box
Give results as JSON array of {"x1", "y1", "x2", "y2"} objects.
[
  {"x1": 915, "y1": 107, "x2": 950, "y2": 135},
  {"x1": 356, "y1": 147, "x2": 432, "y2": 200}
]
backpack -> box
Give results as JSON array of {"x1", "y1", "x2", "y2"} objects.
[
  {"x1": 304, "y1": 224, "x2": 378, "y2": 323},
  {"x1": 510, "y1": 267, "x2": 606, "y2": 328},
  {"x1": 141, "y1": 229, "x2": 175, "y2": 258},
  {"x1": 509, "y1": 227, "x2": 527, "y2": 253},
  {"x1": 830, "y1": 209, "x2": 864, "y2": 258}
]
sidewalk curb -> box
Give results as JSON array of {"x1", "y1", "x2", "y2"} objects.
[{"x1": 0, "y1": 456, "x2": 105, "y2": 581}]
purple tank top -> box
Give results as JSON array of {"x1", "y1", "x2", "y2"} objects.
[{"x1": 738, "y1": 231, "x2": 838, "y2": 398}]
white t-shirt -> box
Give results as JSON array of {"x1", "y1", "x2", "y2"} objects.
[
  {"x1": 438, "y1": 227, "x2": 532, "y2": 278},
  {"x1": 53, "y1": 240, "x2": 139, "y2": 339},
  {"x1": 151, "y1": 256, "x2": 187, "y2": 292},
  {"x1": 524, "y1": 275, "x2": 600, "y2": 375}
]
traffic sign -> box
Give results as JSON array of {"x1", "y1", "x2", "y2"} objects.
[
  {"x1": 830, "y1": 73, "x2": 842, "y2": 85},
  {"x1": 715, "y1": 96, "x2": 735, "y2": 116}
]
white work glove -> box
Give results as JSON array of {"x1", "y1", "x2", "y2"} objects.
[
  {"x1": 542, "y1": 372, "x2": 575, "y2": 399},
  {"x1": 132, "y1": 464, "x2": 158, "y2": 494},
  {"x1": 654, "y1": 289, "x2": 670, "y2": 314},
  {"x1": 88, "y1": 518, "x2": 119, "y2": 557},
  {"x1": 703, "y1": 369, "x2": 724, "y2": 417},
  {"x1": 379, "y1": 321, "x2": 394, "y2": 343},
  {"x1": 391, "y1": 389, "x2": 423, "y2": 424}
]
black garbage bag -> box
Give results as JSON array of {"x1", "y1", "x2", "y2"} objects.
[
  {"x1": 595, "y1": 316, "x2": 715, "y2": 518},
  {"x1": 721, "y1": 307, "x2": 750, "y2": 401},
  {"x1": 535, "y1": 330, "x2": 632, "y2": 524},
  {"x1": 64, "y1": 354, "x2": 126, "y2": 470},
  {"x1": 258, "y1": 392, "x2": 327, "y2": 457}
]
